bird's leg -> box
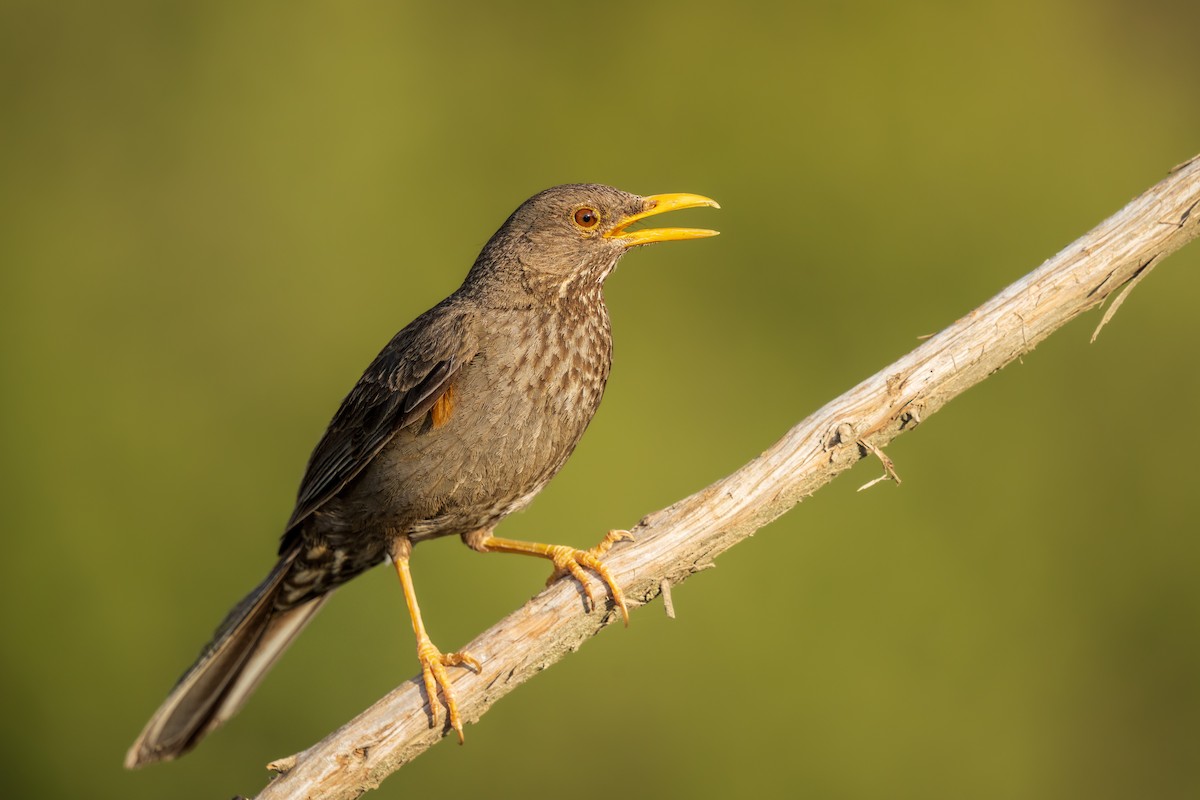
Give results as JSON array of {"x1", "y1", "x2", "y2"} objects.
[
  {"x1": 390, "y1": 537, "x2": 481, "y2": 743},
  {"x1": 464, "y1": 529, "x2": 633, "y2": 625}
]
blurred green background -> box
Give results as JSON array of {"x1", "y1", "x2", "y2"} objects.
[{"x1": 3, "y1": 1, "x2": 1199, "y2": 798}]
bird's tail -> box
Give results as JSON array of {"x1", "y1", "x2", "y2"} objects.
[{"x1": 125, "y1": 548, "x2": 330, "y2": 768}]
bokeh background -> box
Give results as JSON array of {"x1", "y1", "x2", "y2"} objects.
[{"x1": 3, "y1": 1, "x2": 1199, "y2": 798}]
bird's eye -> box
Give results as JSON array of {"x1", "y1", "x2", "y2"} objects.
[{"x1": 573, "y1": 207, "x2": 601, "y2": 230}]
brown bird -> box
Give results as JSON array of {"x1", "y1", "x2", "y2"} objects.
[{"x1": 125, "y1": 184, "x2": 719, "y2": 768}]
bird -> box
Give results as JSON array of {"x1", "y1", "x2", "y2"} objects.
[{"x1": 125, "y1": 184, "x2": 719, "y2": 768}]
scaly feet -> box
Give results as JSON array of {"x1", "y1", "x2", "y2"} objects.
[
  {"x1": 414, "y1": 637, "x2": 481, "y2": 744},
  {"x1": 468, "y1": 528, "x2": 634, "y2": 624},
  {"x1": 398, "y1": 528, "x2": 633, "y2": 743},
  {"x1": 543, "y1": 529, "x2": 634, "y2": 625},
  {"x1": 392, "y1": 542, "x2": 482, "y2": 742}
]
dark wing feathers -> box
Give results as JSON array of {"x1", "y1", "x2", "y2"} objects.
[
  {"x1": 283, "y1": 307, "x2": 474, "y2": 534},
  {"x1": 401, "y1": 358, "x2": 455, "y2": 416}
]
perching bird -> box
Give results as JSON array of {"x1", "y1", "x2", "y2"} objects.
[{"x1": 125, "y1": 184, "x2": 719, "y2": 768}]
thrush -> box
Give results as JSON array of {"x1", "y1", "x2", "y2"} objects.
[{"x1": 125, "y1": 184, "x2": 719, "y2": 768}]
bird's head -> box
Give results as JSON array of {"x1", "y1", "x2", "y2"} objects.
[{"x1": 466, "y1": 183, "x2": 719, "y2": 300}]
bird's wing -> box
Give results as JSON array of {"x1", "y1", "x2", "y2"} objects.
[{"x1": 283, "y1": 306, "x2": 476, "y2": 534}]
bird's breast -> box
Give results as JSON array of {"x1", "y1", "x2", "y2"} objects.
[{"x1": 380, "y1": 300, "x2": 613, "y2": 539}]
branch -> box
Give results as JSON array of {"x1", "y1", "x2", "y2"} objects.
[{"x1": 252, "y1": 154, "x2": 1200, "y2": 800}]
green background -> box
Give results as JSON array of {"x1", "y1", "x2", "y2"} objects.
[{"x1": 3, "y1": 1, "x2": 1199, "y2": 798}]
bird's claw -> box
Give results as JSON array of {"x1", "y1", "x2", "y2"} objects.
[
  {"x1": 415, "y1": 638, "x2": 480, "y2": 744},
  {"x1": 545, "y1": 530, "x2": 633, "y2": 625}
]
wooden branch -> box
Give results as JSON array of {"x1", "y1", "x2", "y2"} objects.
[{"x1": 252, "y1": 154, "x2": 1200, "y2": 800}]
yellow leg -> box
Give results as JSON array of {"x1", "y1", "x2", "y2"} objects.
[
  {"x1": 392, "y1": 540, "x2": 481, "y2": 743},
  {"x1": 472, "y1": 530, "x2": 633, "y2": 625}
]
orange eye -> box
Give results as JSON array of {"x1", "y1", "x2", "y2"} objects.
[{"x1": 573, "y1": 207, "x2": 600, "y2": 229}]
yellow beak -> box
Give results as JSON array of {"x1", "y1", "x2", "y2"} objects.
[{"x1": 604, "y1": 192, "x2": 720, "y2": 248}]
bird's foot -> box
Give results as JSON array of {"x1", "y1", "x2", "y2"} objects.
[
  {"x1": 545, "y1": 530, "x2": 634, "y2": 625},
  {"x1": 415, "y1": 637, "x2": 481, "y2": 744}
]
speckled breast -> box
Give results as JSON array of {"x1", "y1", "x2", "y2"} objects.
[{"x1": 360, "y1": 296, "x2": 613, "y2": 544}]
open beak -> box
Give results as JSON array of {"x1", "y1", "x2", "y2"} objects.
[{"x1": 604, "y1": 193, "x2": 720, "y2": 248}]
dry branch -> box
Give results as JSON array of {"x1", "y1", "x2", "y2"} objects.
[{"x1": 252, "y1": 154, "x2": 1200, "y2": 800}]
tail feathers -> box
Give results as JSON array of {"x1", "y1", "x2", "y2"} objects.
[{"x1": 125, "y1": 550, "x2": 330, "y2": 769}]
